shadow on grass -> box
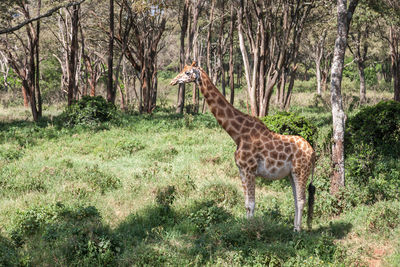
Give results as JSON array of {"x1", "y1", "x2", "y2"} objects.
[
  {"x1": 112, "y1": 200, "x2": 353, "y2": 265},
  {"x1": 2, "y1": 198, "x2": 353, "y2": 266}
]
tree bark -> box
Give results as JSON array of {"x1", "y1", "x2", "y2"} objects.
[
  {"x1": 206, "y1": 0, "x2": 215, "y2": 77},
  {"x1": 67, "y1": 4, "x2": 79, "y2": 106},
  {"x1": 176, "y1": 0, "x2": 189, "y2": 114},
  {"x1": 358, "y1": 61, "x2": 366, "y2": 103},
  {"x1": 35, "y1": 0, "x2": 42, "y2": 117},
  {"x1": 229, "y1": 4, "x2": 235, "y2": 105},
  {"x1": 390, "y1": 26, "x2": 400, "y2": 102},
  {"x1": 330, "y1": 0, "x2": 359, "y2": 195},
  {"x1": 107, "y1": 0, "x2": 115, "y2": 103}
]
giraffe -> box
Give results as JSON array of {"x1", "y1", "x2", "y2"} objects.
[{"x1": 170, "y1": 62, "x2": 316, "y2": 231}]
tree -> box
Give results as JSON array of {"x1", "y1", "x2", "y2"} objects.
[
  {"x1": 176, "y1": 0, "x2": 189, "y2": 114},
  {"x1": 0, "y1": 0, "x2": 43, "y2": 121},
  {"x1": 329, "y1": 0, "x2": 359, "y2": 195},
  {"x1": 347, "y1": 5, "x2": 379, "y2": 104},
  {"x1": 107, "y1": 0, "x2": 115, "y2": 104},
  {"x1": 237, "y1": 0, "x2": 315, "y2": 117},
  {"x1": 366, "y1": 0, "x2": 400, "y2": 101}
]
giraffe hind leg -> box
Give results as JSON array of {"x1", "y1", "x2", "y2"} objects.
[{"x1": 290, "y1": 171, "x2": 306, "y2": 232}]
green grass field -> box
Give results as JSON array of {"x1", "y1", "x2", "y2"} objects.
[{"x1": 0, "y1": 94, "x2": 399, "y2": 266}]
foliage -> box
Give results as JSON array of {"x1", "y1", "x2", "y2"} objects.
[
  {"x1": 8, "y1": 202, "x2": 120, "y2": 266},
  {"x1": 346, "y1": 100, "x2": 400, "y2": 203},
  {"x1": 0, "y1": 107, "x2": 399, "y2": 266},
  {"x1": 261, "y1": 111, "x2": 318, "y2": 147},
  {"x1": 58, "y1": 96, "x2": 117, "y2": 127}
]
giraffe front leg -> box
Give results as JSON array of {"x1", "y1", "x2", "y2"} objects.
[{"x1": 240, "y1": 169, "x2": 256, "y2": 219}]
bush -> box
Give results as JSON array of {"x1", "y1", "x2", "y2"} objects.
[
  {"x1": 59, "y1": 96, "x2": 116, "y2": 127},
  {"x1": 188, "y1": 200, "x2": 231, "y2": 233},
  {"x1": 347, "y1": 101, "x2": 400, "y2": 153},
  {"x1": 261, "y1": 111, "x2": 318, "y2": 147},
  {"x1": 10, "y1": 203, "x2": 121, "y2": 266},
  {"x1": 346, "y1": 101, "x2": 400, "y2": 203}
]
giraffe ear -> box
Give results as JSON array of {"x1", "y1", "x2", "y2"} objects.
[{"x1": 191, "y1": 61, "x2": 197, "y2": 67}]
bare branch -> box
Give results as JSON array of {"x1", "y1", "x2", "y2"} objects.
[{"x1": 0, "y1": 0, "x2": 86, "y2": 35}]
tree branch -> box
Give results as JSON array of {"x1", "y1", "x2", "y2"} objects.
[{"x1": 0, "y1": 0, "x2": 85, "y2": 35}]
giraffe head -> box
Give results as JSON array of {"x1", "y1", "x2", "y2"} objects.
[{"x1": 170, "y1": 61, "x2": 201, "y2": 86}]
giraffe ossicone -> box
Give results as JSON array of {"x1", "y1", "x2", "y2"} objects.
[{"x1": 171, "y1": 62, "x2": 316, "y2": 232}]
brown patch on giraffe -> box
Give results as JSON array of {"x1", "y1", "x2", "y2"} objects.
[
  {"x1": 295, "y1": 150, "x2": 302, "y2": 158},
  {"x1": 226, "y1": 108, "x2": 234, "y2": 118},
  {"x1": 250, "y1": 129, "x2": 260, "y2": 139},
  {"x1": 270, "y1": 167, "x2": 277, "y2": 173},
  {"x1": 217, "y1": 109, "x2": 225, "y2": 118},
  {"x1": 248, "y1": 158, "x2": 256, "y2": 166},
  {"x1": 287, "y1": 154, "x2": 293, "y2": 161},
  {"x1": 241, "y1": 142, "x2": 251, "y2": 151},
  {"x1": 261, "y1": 135, "x2": 270, "y2": 142},
  {"x1": 210, "y1": 91, "x2": 218, "y2": 98},
  {"x1": 289, "y1": 137, "x2": 295, "y2": 143},
  {"x1": 227, "y1": 127, "x2": 238, "y2": 135},
  {"x1": 242, "y1": 127, "x2": 251, "y2": 133},
  {"x1": 231, "y1": 120, "x2": 241, "y2": 131},
  {"x1": 278, "y1": 153, "x2": 287, "y2": 161},
  {"x1": 241, "y1": 151, "x2": 251, "y2": 159},
  {"x1": 244, "y1": 120, "x2": 253, "y2": 128},
  {"x1": 265, "y1": 142, "x2": 274, "y2": 150},
  {"x1": 255, "y1": 123, "x2": 264, "y2": 131},
  {"x1": 276, "y1": 145, "x2": 284, "y2": 152},
  {"x1": 270, "y1": 151, "x2": 278, "y2": 159},
  {"x1": 207, "y1": 98, "x2": 215, "y2": 105},
  {"x1": 203, "y1": 92, "x2": 210, "y2": 98},
  {"x1": 241, "y1": 134, "x2": 251, "y2": 142},
  {"x1": 211, "y1": 107, "x2": 217, "y2": 114},
  {"x1": 276, "y1": 161, "x2": 284, "y2": 168},
  {"x1": 217, "y1": 118, "x2": 223, "y2": 125},
  {"x1": 217, "y1": 97, "x2": 227, "y2": 107},
  {"x1": 254, "y1": 140, "x2": 262, "y2": 147},
  {"x1": 266, "y1": 158, "x2": 275, "y2": 167},
  {"x1": 237, "y1": 116, "x2": 244, "y2": 123},
  {"x1": 284, "y1": 146, "x2": 292, "y2": 154}
]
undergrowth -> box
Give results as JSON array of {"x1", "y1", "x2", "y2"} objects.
[{"x1": 0, "y1": 104, "x2": 399, "y2": 266}]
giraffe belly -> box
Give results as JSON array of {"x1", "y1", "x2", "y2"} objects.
[{"x1": 255, "y1": 159, "x2": 292, "y2": 180}]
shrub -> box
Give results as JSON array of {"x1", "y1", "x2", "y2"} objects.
[
  {"x1": 188, "y1": 200, "x2": 231, "y2": 233},
  {"x1": 9, "y1": 203, "x2": 121, "y2": 266},
  {"x1": 366, "y1": 201, "x2": 400, "y2": 235},
  {"x1": 59, "y1": 96, "x2": 116, "y2": 127},
  {"x1": 200, "y1": 182, "x2": 240, "y2": 208},
  {"x1": 346, "y1": 101, "x2": 400, "y2": 203},
  {"x1": 261, "y1": 111, "x2": 318, "y2": 147}
]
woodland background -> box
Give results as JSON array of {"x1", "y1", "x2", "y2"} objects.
[{"x1": 0, "y1": 0, "x2": 400, "y2": 266}]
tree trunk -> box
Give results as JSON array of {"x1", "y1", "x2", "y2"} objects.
[
  {"x1": 67, "y1": 4, "x2": 79, "y2": 106},
  {"x1": 218, "y1": 1, "x2": 226, "y2": 97},
  {"x1": 316, "y1": 60, "x2": 322, "y2": 95},
  {"x1": 35, "y1": 0, "x2": 42, "y2": 117},
  {"x1": 107, "y1": 0, "x2": 115, "y2": 103},
  {"x1": 390, "y1": 27, "x2": 400, "y2": 102},
  {"x1": 229, "y1": 5, "x2": 235, "y2": 105},
  {"x1": 206, "y1": 0, "x2": 215, "y2": 76},
  {"x1": 176, "y1": 0, "x2": 189, "y2": 114},
  {"x1": 358, "y1": 61, "x2": 366, "y2": 103},
  {"x1": 329, "y1": 0, "x2": 359, "y2": 195}
]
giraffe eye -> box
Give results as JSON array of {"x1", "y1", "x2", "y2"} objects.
[{"x1": 185, "y1": 71, "x2": 190, "y2": 75}]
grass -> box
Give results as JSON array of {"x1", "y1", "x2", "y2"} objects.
[{"x1": 0, "y1": 99, "x2": 399, "y2": 266}]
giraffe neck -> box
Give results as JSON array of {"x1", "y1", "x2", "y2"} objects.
[{"x1": 198, "y1": 69, "x2": 244, "y2": 144}]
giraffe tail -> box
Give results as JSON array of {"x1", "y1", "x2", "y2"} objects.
[{"x1": 307, "y1": 160, "x2": 316, "y2": 230}]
